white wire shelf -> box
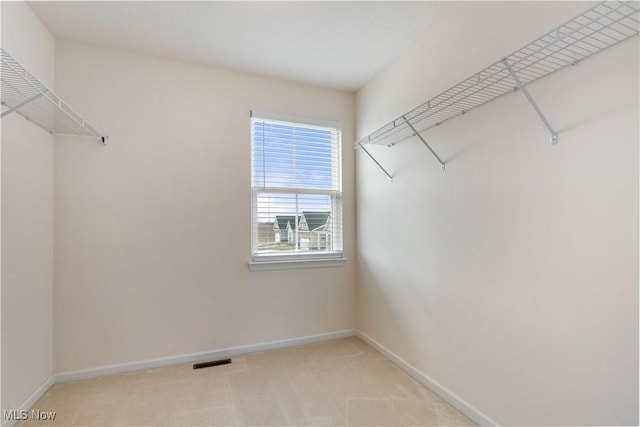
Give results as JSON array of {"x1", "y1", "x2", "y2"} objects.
[
  {"x1": 1, "y1": 48, "x2": 107, "y2": 144},
  {"x1": 356, "y1": 1, "x2": 639, "y2": 178}
]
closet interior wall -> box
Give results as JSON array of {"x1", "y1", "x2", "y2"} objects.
[{"x1": 355, "y1": 2, "x2": 638, "y2": 425}]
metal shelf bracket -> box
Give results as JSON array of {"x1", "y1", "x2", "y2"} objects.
[
  {"x1": 501, "y1": 58, "x2": 559, "y2": 144},
  {"x1": 355, "y1": 140, "x2": 393, "y2": 181},
  {"x1": 1, "y1": 92, "x2": 45, "y2": 118},
  {"x1": 402, "y1": 115, "x2": 446, "y2": 171}
]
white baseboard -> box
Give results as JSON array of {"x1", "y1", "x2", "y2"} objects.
[
  {"x1": 356, "y1": 330, "x2": 500, "y2": 427},
  {"x1": 1, "y1": 376, "x2": 54, "y2": 427},
  {"x1": 54, "y1": 329, "x2": 356, "y2": 384}
]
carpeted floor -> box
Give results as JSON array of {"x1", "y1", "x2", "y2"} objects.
[{"x1": 17, "y1": 337, "x2": 475, "y2": 426}]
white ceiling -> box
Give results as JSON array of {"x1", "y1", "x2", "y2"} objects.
[{"x1": 28, "y1": 1, "x2": 455, "y2": 92}]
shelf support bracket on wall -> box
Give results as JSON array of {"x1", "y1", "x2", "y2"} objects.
[
  {"x1": 402, "y1": 115, "x2": 446, "y2": 171},
  {"x1": 501, "y1": 58, "x2": 558, "y2": 145},
  {"x1": 1, "y1": 92, "x2": 45, "y2": 118},
  {"x1": 355, "y1": 140, "x2": 393, "y2": 181}
]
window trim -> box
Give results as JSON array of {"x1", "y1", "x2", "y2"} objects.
[
  {"x1": 251, "y1": 110, "x2": 340, "y2": 130},
  {"x1": 248, "y1": 257, "x2": 347, "y2": 272},
  {"x1": 249, "y1": 111, "x2": 344, "y2": 270}
]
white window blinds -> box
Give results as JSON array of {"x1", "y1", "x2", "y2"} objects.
[{"x1": 251, "y1": 114, "x2": 342, "y2": 259}]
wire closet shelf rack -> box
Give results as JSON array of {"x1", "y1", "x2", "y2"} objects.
[
  {"x1": 1, "y1": 48, "x2": 107, "y2": 144},
  {"x1": 355, "y1": 1, "x2": 639, "y2": 179}
]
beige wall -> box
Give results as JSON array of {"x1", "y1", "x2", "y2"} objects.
[
  {"x1": 1, "y1": 1, "x2": 55, "y2": 414},
  {"x1": 355, "y1": 2, "x2": 638, "y2": 426},
  {"x1": 53, "y1": 41, "x2": 356, "y2": 373}
]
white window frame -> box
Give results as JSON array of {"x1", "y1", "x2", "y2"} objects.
[{"x1": 249, "y1": 111, "x2": 345, "y2": 271}]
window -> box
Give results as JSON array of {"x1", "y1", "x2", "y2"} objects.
[{"x1": 251, "y1": 112, "x2": 343, "y2": 266}]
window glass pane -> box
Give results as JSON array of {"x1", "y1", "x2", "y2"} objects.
[
  {"x1": 255, "y1": 192, "x2": 297, "y2": 252},
  {"x1": 252, "y1": 120, "x2": 338, "y2": 191}
]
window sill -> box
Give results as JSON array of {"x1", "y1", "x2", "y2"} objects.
[{"x1": 248, "y1": 257, "x2": 347, "y2": 272}]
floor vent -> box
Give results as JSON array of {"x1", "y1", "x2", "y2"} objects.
[{"x1": 193, "y1": 358, "x2": 232, "y2": 370}]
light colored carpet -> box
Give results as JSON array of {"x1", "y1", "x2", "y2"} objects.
[{"x1": 18, "y1": 337, "x2": 475, "y2": 426}]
